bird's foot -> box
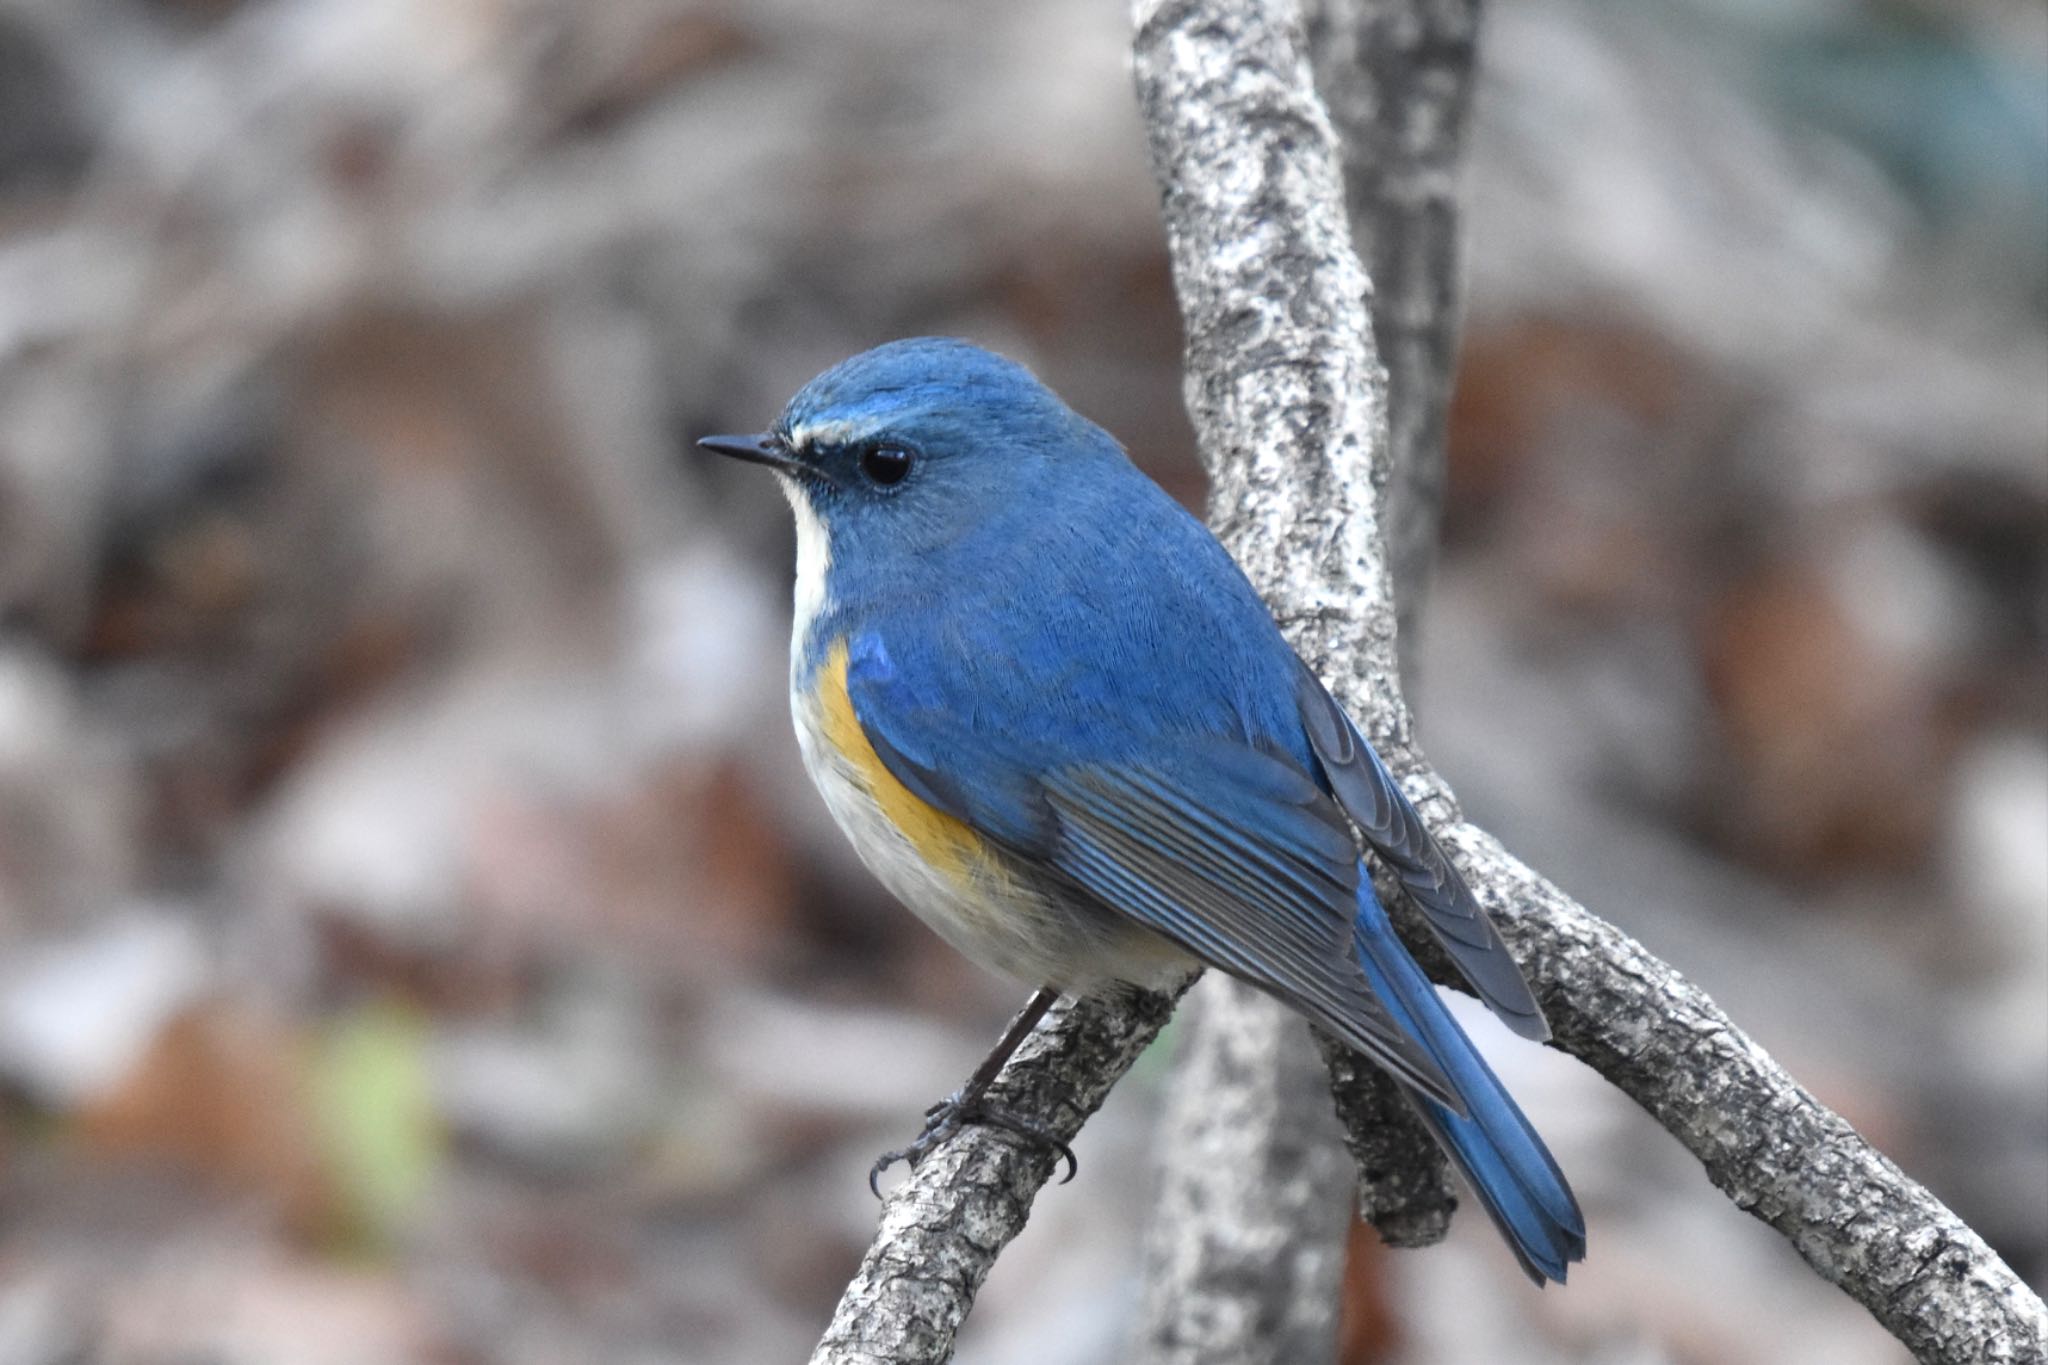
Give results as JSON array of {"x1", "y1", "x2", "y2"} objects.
[{"x1": 867, "y1": 1092, "x2": 1077, "y2": 1196}]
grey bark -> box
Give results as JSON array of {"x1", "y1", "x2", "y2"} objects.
[
  {"x1": 1304, "y1": 0, "x2": 1481, "y2": 667},
  {"x1": 812, "y1": 987, "x2": 1183, "y2": 1365},
  {"x1": 1133, "y1": 4, "x2": 1479, "y2": 1359},
  {"x1": 1135, "y1": 977, "x2": 1355, "y2": 1365},
  {"x1": 811, "y1": 0, "x2": 2048, "y2": 1362},
  {"x1": 1299, "y1": 0, "x2": 1485, "y2": 1252}
]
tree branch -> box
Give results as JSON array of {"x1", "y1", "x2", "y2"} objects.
[
  {"x1": 1133, "y1": 3, "x2": 2048, "y2": 1363},
  {"x1": 1136, "y1": 977, "x2": 1355, "y2": 1365},
  {"x1": 1134, "y1": 4, "x2": 1479, "y2": 1356},
  {"x1": 811, "y1": 0, "x2": 2048, "y2": 1361},
  {"x1": 1304, "y1": 0, "x2": 1482, "y2": 669},
  {"x1": 813, "y1": 988, "x2": 1182, "y2": 1365},
  {"x1": 1298, "y1": 0, "x2": 1487, "y2": 1250}
]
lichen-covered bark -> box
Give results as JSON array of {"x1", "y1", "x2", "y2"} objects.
[
  {"x1": 1132, "y1": 3, "x2": 2046, "y2": 1363},
  {"x1": 1304, "y1": 0, "x2": 1482, "y2": 666},
  {"x1": 1134, "y1": 4, "x2": 1473, "y2": 1356},
  {"x1": 1434, "y1": 821, "x2": 2048, "y2": 1365},
  {"x1": 812, "y1": 988, "x2": 1181, "y2": 1365},
  {"x1": 1132, "y1": 0, "x2": 1406, "y2": 735},
  {"x1": 813, "y1": 0, "x2": 2048, "y2": 1361},
  {"x1": 1299, "y1": 0, "x2": 1483, "y2": 1251},
  {"x1": 1136, "y1": 979, "x2": 1356, "y2": 1365}
]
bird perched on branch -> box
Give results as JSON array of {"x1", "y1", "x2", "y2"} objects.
[{"x1": 699, "y1": 337, "x2": 1585, "y2": 1283}]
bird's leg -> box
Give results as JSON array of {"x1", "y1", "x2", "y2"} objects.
[{"x1": 868, "y1": 987, "x2": 1074, "y2": 1195}]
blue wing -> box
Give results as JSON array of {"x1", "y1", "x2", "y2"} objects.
[
  {"x1": 1295, "y1": 662, "x2": 1551, "y2": 1040},
  {"x1": 843, "y1": 628, "x2": 1463, "y2": 1111},
  {"x1": 822, "y1": 454, "x2": 1577, "y2": 1280},
  {"x1": 852, "y1": 632, "x2": 1584, "y2": 1280}
]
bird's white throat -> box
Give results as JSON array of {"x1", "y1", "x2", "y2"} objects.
[{"x1": 781, "y1": 476, "x2": 832, "y2": 658}]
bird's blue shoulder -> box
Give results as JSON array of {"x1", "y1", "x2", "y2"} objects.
[{"x1": 829, "y1": 450, "x2": 1316, "y2": 783}]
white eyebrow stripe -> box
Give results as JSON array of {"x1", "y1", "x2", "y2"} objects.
[{"x1": 787, "y1": 418, "x2": 871, "y2": 448}]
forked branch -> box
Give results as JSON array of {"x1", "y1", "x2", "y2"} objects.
[{"x1": 811, "y1": 2, "x2": 2048, "y2": 1362}]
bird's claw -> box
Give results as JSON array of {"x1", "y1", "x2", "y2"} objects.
[{"x1": 867, "y1": 1092, "x2": 1078, "y2": 1197}]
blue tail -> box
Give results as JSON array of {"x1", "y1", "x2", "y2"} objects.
[{"x1": 1352, "y1": 880, "x2": 1587, "y2": 1284}]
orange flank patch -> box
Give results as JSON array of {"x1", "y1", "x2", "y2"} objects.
[{"x1": 815, "y1": 638, "x2": 992, "y2": 885}]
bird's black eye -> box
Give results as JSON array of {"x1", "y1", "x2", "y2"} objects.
[{"x1": 858, "y1": 444, "x2": 914, "y2": 486}]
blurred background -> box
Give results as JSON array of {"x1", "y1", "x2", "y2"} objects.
[{"x1": 0, "y1": 0, "x2": 2042, "y2": 1361}]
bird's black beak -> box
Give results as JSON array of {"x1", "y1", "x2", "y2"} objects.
[{"x1": 697, "y1": 431, "x2": 803, "y2": 475}]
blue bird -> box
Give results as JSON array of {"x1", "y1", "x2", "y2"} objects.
[{"x1": 699, "y1": 338, "x2": 1585, "y2": 1283}]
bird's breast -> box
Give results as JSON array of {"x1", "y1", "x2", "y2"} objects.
[
  {"x1": 798, "y1": 637, "x2": 991, "y2": 886},
  {"x1": 789, "y1": 636, "x2": 1166, "y2": 989}
]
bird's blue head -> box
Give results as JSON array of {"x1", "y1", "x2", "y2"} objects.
[{"x1": 697, "y1": 338, "x2": 1124, "y2": 567}]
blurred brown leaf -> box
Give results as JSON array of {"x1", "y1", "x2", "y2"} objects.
[
  {"x1": 1336, "y1": 1213, "x2": 1403, "y2": 1365},
  {"x1": 1697, "y1": 558, "x2": 1957, "y2": 875},
  {"x1": 78, "y1": 1001, "x2": 335, "y2": 1239}
]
